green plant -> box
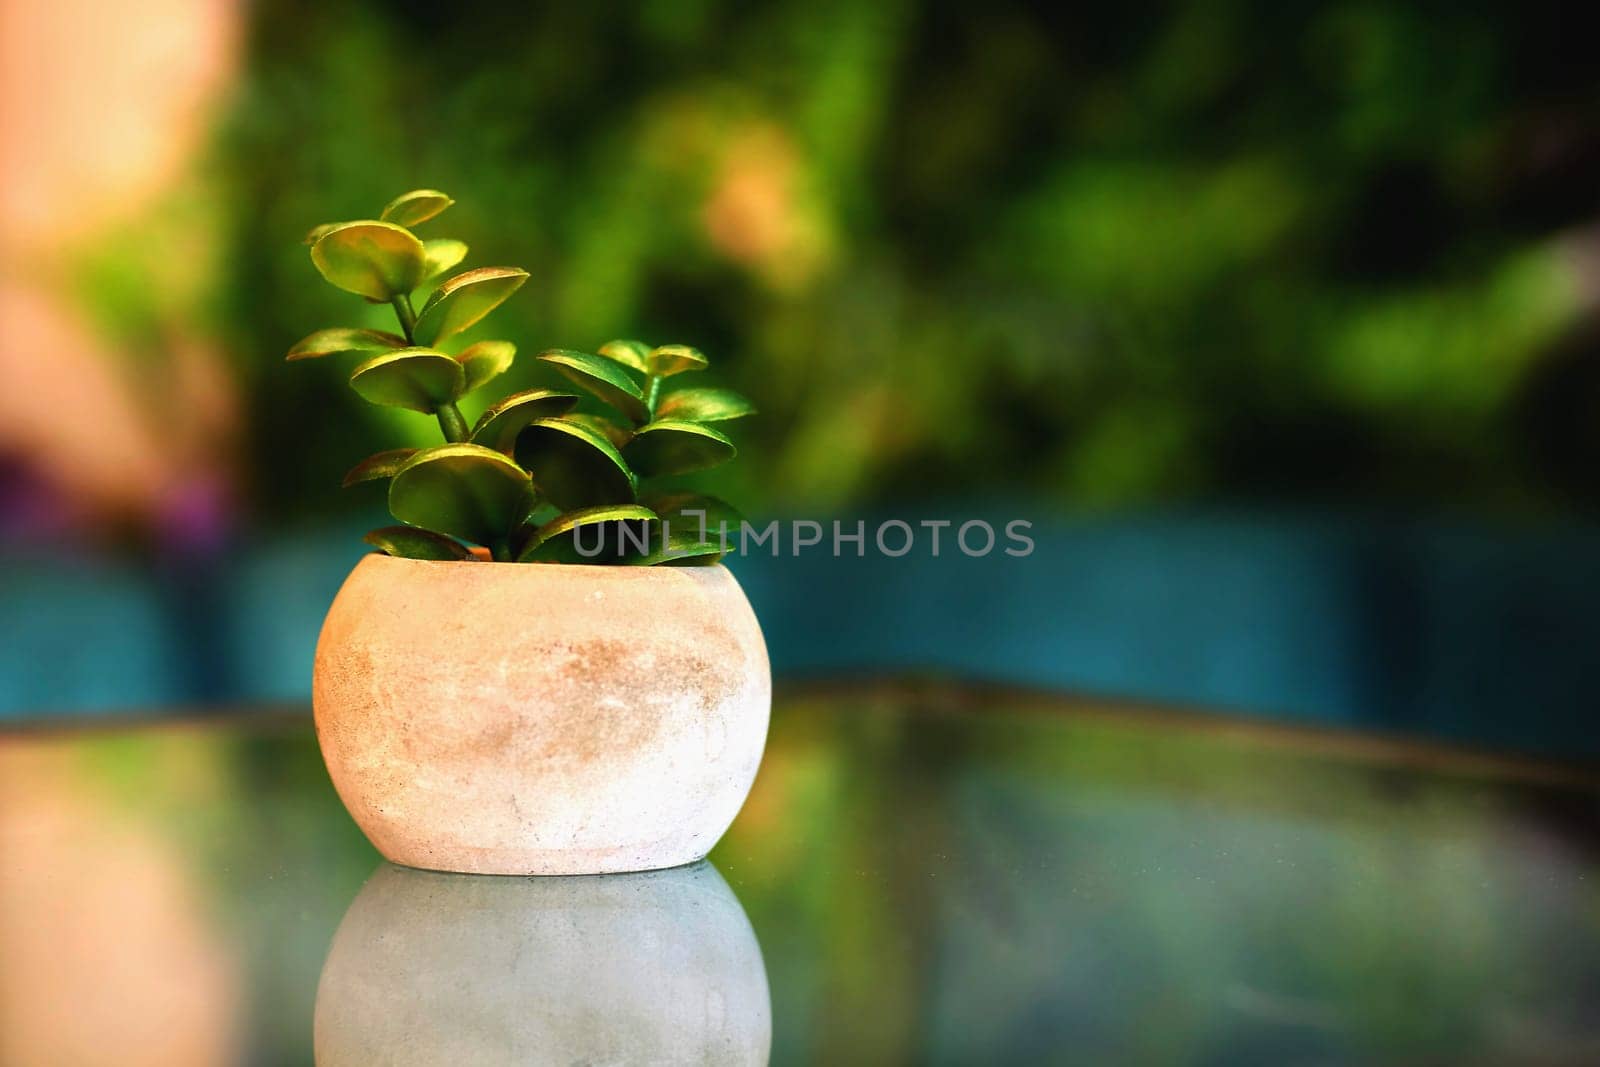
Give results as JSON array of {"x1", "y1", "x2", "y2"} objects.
[{"x1": 289, "y1": 189, "x2": 753, "y2": 564}]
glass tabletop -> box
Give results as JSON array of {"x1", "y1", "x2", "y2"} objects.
[{"x1": 2, "y1": 684, "x2": 1597, "y2": 1065}]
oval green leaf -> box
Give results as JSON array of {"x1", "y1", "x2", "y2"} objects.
[
  {"x1": 380, "y1": 189, "x2": 453, "y2": 227},
  {"x1": 636, "y1": 491, "x2": 743, "y2": 566},
  {"x1": 457, "y1": 340, "x2": 516, "y2": 394},
  {"x1": 516, "y1": 504, "x2": 657, "y2": 564},
  {"x1": 342, "y1": 448, "x2": 419, "y2": 488},
  {"x1": 310, "y1": 221, "x2": 426, "y2": 300},
  {"x1": 363, "y1": 525, "x2": 473, "y2": 561},
  {"x1": 388, "y1": 444, "x2": 531, "y2": 548},
  {"x1": 421, "y1": 238, "x2": 468, "y2": 280},
  {"x1": 514, "y1": 417, "x2": 636, "y2": 511},
  {"x1": 349, "y1": 348, "x2": 464, "y2": 413},
  {"x1": 648, "y1": 344, "x2": 708, "y2": 377},
  {"x1": 470, "y1": 389, "x2": 581, "y2": 453},
  {"x1": 563, "y1": 412, "x2": 632, "y2": 448},
  {"x1": 412, "y1": 267, "x2": 530, "y2": 346},
  {"x1": 597, "y1": 338, "x2": 650, "y2": 373},
  {"x1": 286, "y1": 327, "x2": 408, "y2": 362},
  {"x1": 647, "y1": 546, "x2": 721, "y2": 566},
  {"x1": 643, "y1": 490, "x2": 744, "y2": 534},
  {"x1": 304, "y1": 222, "x2": 342, "y2": 246},
  {"x1": 654, "y1": 387, "x2": 755, "y2": 423},
  {"x1": 623, "y1": 420, "x2": 736, "y2": 477},
  {"x1": 638, "y1": 539, "x2": 725, "y2": 566},
  {"x1": 536, "y1": 349, "x2": 649, "y2": 425}
]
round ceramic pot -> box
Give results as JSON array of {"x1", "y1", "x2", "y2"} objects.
[
  {"x1": 312, "y1": 556, "x2": 770, "y2": 875},
  {"x1": 315, "y1": 862, "x2": 771, "y2": 1065}
]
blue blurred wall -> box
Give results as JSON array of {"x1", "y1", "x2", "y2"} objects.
[{"x1": 3, "y1": 513, "x2": 1596, "y2": 756}]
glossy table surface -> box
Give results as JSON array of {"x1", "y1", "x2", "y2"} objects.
[{"x1": 2, "y1": 683, "x2": 1598, "y2": 1065}]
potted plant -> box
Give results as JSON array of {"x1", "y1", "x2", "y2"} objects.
[{"x1": 291, "y1": 190, "x2": 769, "y2": 875}]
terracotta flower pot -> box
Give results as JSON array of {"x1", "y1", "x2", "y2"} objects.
[{"x1": 312, "y1": 556, "x2": 771, "y2": 875}]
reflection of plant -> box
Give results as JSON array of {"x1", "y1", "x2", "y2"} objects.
[{"x1": 289, "y1": 190, "x2": 752, "y2": 564}]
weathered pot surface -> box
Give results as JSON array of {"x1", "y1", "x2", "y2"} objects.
[
  {"x1": 315, "y1": 861, "x2": 771, "y2": 1065},
  {"x1": 313, "y1": 556, "x2": 770, "y2": 875}
]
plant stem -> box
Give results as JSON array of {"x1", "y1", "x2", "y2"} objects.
[
  {"x1": 390, "y1": 294, "x2": 417, "y2": 343},
  {"x1": 436, "y1": 401, "x2": 469, "y2": 443},
  {"x1": 491, "y1": 537, "x2": 512, "y2": 563},
  {"x1": 645, "y1": 374, "x2": 660, "y2": 418},
  {"x1": 398, "y1": 286, "x2": 465, "y2": 444}
]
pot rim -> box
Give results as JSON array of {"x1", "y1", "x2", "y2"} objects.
[{"x1": 356, "y1": 552, "x2": 733, "y2": 578}]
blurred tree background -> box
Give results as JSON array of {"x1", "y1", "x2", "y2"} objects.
[
  {"x1": 8, "y1": 0, "x2": 1600, "y2": 732},
  {"x1": 88, "y1": 0, "x2": 1580, "y2": 529}
]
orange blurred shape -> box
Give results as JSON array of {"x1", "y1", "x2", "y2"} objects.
[
  {"x1": 0, "y1": 0, "x2": 238, "y2": 251},
  {"x1": 0, "y1": 284, "x2": 171, "y2": 520},
  {"x1": 701, "y1": 123, "x2": 828, "y2": 290},
  {"x1": 0, "y1": 744, "x2": 241, "y2": 1066},
  {"x1": 0, "y1": 0, "x2": 241, "y2": 528}
]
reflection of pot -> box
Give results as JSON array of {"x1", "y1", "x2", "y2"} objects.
[
  {"x1": 314, "y1": 861, "x2": 771, "y2": 1066},
  {"x1": 313, "y1": 557, "x2": 770, "y2": 874}
]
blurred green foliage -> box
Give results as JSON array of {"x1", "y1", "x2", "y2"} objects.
[{"x1": 194, "y1": 0, "x2": 1600, "y2": 520}]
